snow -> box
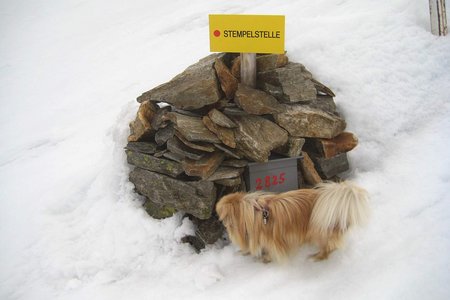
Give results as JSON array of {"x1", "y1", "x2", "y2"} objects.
[{"x1": 1, "y1": 0, "x2": 449, "y2": 299}]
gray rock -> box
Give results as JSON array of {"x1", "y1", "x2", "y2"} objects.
[
  {"x1": 144, "y1": 199, "x2": 178, "y2": 219},
  {"x1": 126, "y1": 150, "x2": 184, "y2": 178},
  {"x1": 214, "y1": 177, "x2": 242, "y2": 187},
  {"x1": 130, "y1": 168, "x2": 216, "y2": 219},
  {"x1": 155, "y1": 124, "x2": 175, "y2": 146},
  {"x1": 163, "y1": 151, "x2": 184, "y2": 163},
  {"x1": 257, "y1": 62, "x2": 317, "y2": 103},
  {"x1": 234, "y1": 84, "x2": 285, "y2": 115},
  {"x1": 167, "y1": 137, "x2": 206, "y2": 160},
  {"x1": 214, "y1": 143, "x2": 242, "y2": 159},
  {"x1": 221, "y1": 159, "x2": 248, "y2": 168},
  {"x1": 137, "y1": 54, "x2": 222, "y2": 110},
  {"x1": 311, "y1": 152, "x2": 349, "y2": 179},
  {"x1": 232, "y1": 115, "x2": 289, "y2": 162},
  {"x1": 274, "y1": 137, "x2": 305, "y2": 157},
  {"x1": 274, "y1": 105, "x2": 346, "y2": 139},
  {"x1": 174, "y1": 131, "x2": 216, "y2": 153},
  {"x1": 308, "y1": 95, "x2": 338, "y2": 115},
  {"x1": 151, "y1": 105, "x2": 172, "y2": 130},
  {"x1": 125, "y1": 142, "x2": 157, "y2": 155}
]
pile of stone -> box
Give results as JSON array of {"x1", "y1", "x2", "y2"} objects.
[{"x1": 126, "y1": 53, "x2": 358, "y2": 251}]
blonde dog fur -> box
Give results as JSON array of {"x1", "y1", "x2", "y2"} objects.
[{"x1": 216, "y1": 181, "x2": 369, "y2": 263}]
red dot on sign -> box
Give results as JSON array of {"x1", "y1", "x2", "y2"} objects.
[{"x1": 214, "y1": 30, "x2": 221, "y2": 37}]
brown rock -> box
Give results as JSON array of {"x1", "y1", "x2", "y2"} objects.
[
  {"x1": 232, "y1": 115, "x2": 289, "y2": 162},
  {"x1": 256, "y1": 54, "x2": 289, "y2": 72},
  {"x1": 214, "y1": 58, "x2": 238, "y2": 100},
  {"x1": 234, "y1": 84, "x2": 285, "y2": 115},
  {"x1": 167, "y1": 112, "x2": 221, "y2": 144},
  {"x1": 137, "y1": 54, "x2": 222, "y2": 110},
  {"x1": 316, "y1": 132, "x2": 359, "y2": 158},
  {"x1": 203, "y1": 116, "x2": 236, "y2": 148},
  {"x1": 299, "y1": 151, "x2": 322, "y2": 185},
  {"x1": 182, "y1": 151, "x2": 225, "y2": 179},
  {"x1": 274, "y1": 105, "x2": 346, "y2": 138},
  {"x1": 230, "y1": 56, "x2": 241, "y2": 79},
  {"x1": 128, "y1": 100, "x2": 158, "y2": 142},
  {"x1": 208, "y1": 108, "x2": 237, "y2": 128}
]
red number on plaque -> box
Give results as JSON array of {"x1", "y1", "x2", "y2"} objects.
[
  {"x1": 256, "y1": 178, "x2": 263, "y2": 190},
  {"x1": 272, "y1": 175, "x2": 278, "y2": 185},
  {"x1": 279, "y1": 172, "x2": 286, "y2": 184},
  {"x1": 265, "y1": 175, "x2": 271, "y2": 187}
]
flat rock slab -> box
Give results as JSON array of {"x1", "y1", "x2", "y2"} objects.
[
  {"x1": 257, "y1": 62, "x2": 317, "y2": 103},
  {"x1": 312, "y1": 152, "x2": 349, "y2": 179},
  {"x1": 203, "y1": 116, "x2": 236, "y2": 148},
  {"x1": 232, "y1": 115, "x2": 289, "y2": 162},
  {"x1": 206, "y1": 166, "x2": 244, "y2": 181},
  {"x1": 208, "y1": 108, "x2": 237, "y2": 128},
  {"x1": 125, "y1": 142, "x2": 157, "y2": 155},
  {"x1": 130, "y1": 168, "x2": 216, "y2": 219},
  {"x1": 234, "y1": 84, "x2": 284, "y2": 115},
  {"x1": 128, "y1": 100, "x2": 158, "y2": 142},
  {"x1": 316, "y1": 132, "x2": 358, "y2": 158},
  {"x1": 137, "y1": 54, "x2": 222, "y2": 110},
  {"x1": 167, "y1": 112, "x2": 221, "y2": 144},
  {"x1": 256, "y1": 54, "x2": 289, "y2": 72},
  {"x1": 274, "y1": 105, "x2": 346, "y2": 139},
  {"x1": 126, "y1": 150, "x2": 184, "y2": 178},
  {"x1": 182, "y1": 151, "x2": 225, "y2": 179},
  {"x1": 175, "y1": 131, "x2": 216, "y2": 153},
  {"x1": 167, "y1": 136, "x2": 206, "y2": 160}
]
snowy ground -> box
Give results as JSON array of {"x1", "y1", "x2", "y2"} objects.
[{"x1": 1, "y1": 0, "x2": 449, "y2": 299}]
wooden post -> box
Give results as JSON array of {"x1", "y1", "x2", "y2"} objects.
[
  {"x1": 429, "y1": 0, "x2": 448, "y2": 36},
  {"x1": 240, "y1": 53, "x2": 256, "y2": 88}
]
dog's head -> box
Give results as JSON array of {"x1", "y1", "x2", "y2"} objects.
[{"x1": 216, "y1": 192, "x2": 249, "y2": 251}]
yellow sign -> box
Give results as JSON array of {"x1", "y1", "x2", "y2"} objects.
[{"x1": 209, "y1": 14, "x2": 285, "y2": 54}]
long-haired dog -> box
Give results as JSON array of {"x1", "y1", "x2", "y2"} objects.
[{"x1": 216, "y1": 181, "x2": 369, "y2": 263}]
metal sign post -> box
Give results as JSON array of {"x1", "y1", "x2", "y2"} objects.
[{"x1": 240, "y1": 53, "x2": 256, "y2": 88}]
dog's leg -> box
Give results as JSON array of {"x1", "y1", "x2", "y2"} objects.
[
  {"x1": 310, "y1": 231, "x2": 343, "y2": 261},
  {"x1": 261, "y1": 249, "x2": 272, "y2": 263}
]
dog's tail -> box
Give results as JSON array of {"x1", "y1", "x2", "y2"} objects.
[{"x1": 309, "y1": 181, "x2": 370, "y2": 234}]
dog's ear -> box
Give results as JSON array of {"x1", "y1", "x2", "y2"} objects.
[{"x1": 216, "y1": 192, "x2": 243, "y2": 221}]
